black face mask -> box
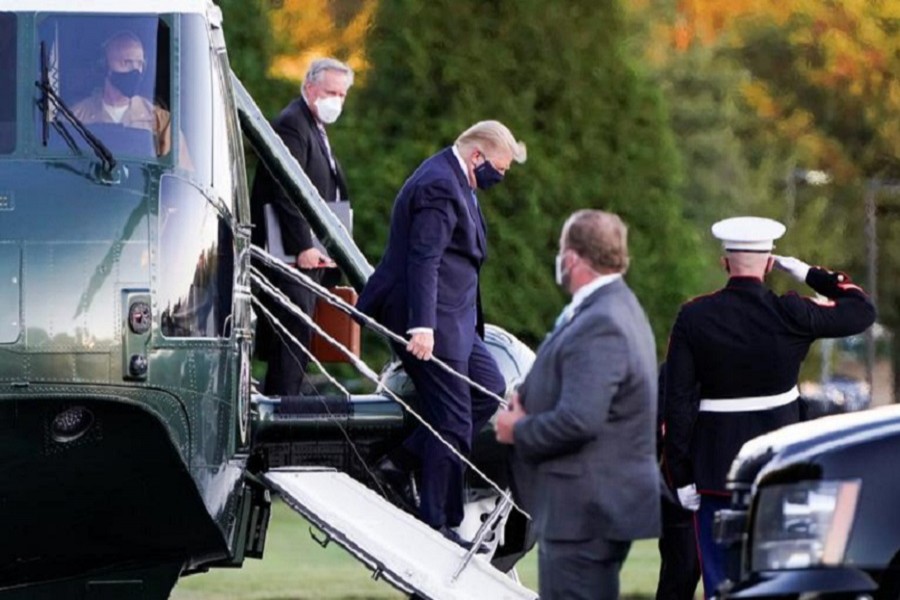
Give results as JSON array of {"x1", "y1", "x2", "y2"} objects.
[
  {"x1": 474, "y1": 158, "x2": 504, "y2": 190},
  {"x1": 108, "y1": 70, "x2": 142, "y2": 98}
]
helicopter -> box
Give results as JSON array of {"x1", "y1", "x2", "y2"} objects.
[{"x1": 0, "y1": 2, "x2": 536, "y2": 598}]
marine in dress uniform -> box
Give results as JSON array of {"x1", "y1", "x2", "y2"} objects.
[
  {"x1": 656, "y1": 364, "x2": 700, "y2": 600},
  {"x1": 662, "y1": 217, "x2": 876, "y2": 598}
]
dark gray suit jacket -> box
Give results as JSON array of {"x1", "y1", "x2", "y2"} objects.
[
  {"x1": 249, "y1": 98, "x2": 349, "y2": 256},
  {"x1": 511, "y1": 278, "x2": 661, "y2": 542}
]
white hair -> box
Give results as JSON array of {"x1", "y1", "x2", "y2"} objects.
[
  {"x1": 456, "y1": 120, "x2": 527, "y2": 163},
  {"x1": 303, "y1": 57, "x2": 355, "y2": 88}
]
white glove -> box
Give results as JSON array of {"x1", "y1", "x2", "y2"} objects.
[
  {"x1": 676, "y1": 484, "x2": 701, "y2": 512},
  {"x1": 773, "y1": 255, "x2": 810, "y2": 283}
]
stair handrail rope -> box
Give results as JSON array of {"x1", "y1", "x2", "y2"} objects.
[
  {"x1": 251, "y1": 295, "x2": 354, "y2": 395},
  {"x1": 251, "y1": 268, "x2": 530, "y2": 520},
  {"x1": 250, "y1": 245, "x2": 509, "y2": 409},
  {"x1": 252, "y1": 271, "x2": 381, "y2": 385},
  {"x1": 251, "y1": 295, "x2": 397, "y2": 499},
  {"x1": 250, "y1": 293, "x2": 393, "y2": 503},
  {"x1": 453, "y1": 493, "x2": 514, "y2": 581}
]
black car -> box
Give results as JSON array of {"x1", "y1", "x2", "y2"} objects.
[
  {"x1": 800, "y1": 376, "x2": 872, "y2": 417},
  {"x1": 716, "y1": 405, "x2": 900, "y2": 599}
]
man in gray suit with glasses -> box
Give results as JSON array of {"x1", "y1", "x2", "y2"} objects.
[{"x1": 497, "y1": 209, "x2": 660, "y2": 600}]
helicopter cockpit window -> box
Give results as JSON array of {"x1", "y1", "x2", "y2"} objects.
[
  {"x1": 0, "y1": 13, "x2": 16, "y2": 154},
  {"x1": 158, "y1": 176, "x2": 234, "y2": 339},
  {"x1": 35, "y1": 16, "x2": 179, "y2": 162}
]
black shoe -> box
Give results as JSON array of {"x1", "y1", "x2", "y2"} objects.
[
  {"x1": 373, "y1": 457, "x2": 420, "y2": 514},
  {"x1": 438, "y1": 526, "x2": 490, "y2": 554}
]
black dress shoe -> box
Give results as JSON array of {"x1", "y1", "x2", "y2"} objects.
[
  {"x1": 373, "y1": 457, "x2": 420, "y2": 514},
  {"x1": 438, "y1": 526, "x2": 490, "y2": 554}
]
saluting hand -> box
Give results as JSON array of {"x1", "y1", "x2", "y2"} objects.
[
  {"x1": 773, "y1": 255, "x2": 810, "y2": 283},
  {"x1": 407, "y1": 331, "x2": 434, "y2": 360},
  {"x1": 495, "y1": 393, "x2": 526, "y2": 445}
]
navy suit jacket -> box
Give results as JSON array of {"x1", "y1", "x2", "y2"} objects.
[{"x1": 358, "y1": 147, "x2": 487, "y2": 361}]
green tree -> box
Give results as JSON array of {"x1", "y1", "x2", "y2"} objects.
[
  {"x1": 729, "y1": 6, "x2": 899, "y2": 391},
  {"x1": 219, "y1": 0, "x2": 296, "y2": 117},
  {"x1": 626, "y1": 0, "x2": 805, "y2": 294},
  {"x1": 653, "y1": 44, "x2": 783, "y2": 292},
  {"x1": 335, "y1": 0, "x2": 704, "y2": 350}
]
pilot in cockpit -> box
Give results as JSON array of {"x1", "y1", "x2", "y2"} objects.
[{"x1": 70, "y1": 31, "x2": 181, "y2": 162}]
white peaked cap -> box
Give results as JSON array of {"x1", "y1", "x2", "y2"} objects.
[{"x1": 711, "y1": 217, "x2": 786, "y2": 252}]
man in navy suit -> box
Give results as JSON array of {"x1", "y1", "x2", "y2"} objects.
[
  {"x1": 250, "y1": 57, "x2": 353, "y2": 396},
  {"x1": 358, "y1": 121, "x2": 526, "y2": 543}
]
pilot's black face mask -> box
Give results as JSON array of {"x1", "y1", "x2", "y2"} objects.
[{"x1": 108, "y1": 69, "x2": 142, "y2": 98}]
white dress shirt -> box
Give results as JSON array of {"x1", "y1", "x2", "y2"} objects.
[{"x1": 556, "y1": 273, "x2": 622, "y2": 326}]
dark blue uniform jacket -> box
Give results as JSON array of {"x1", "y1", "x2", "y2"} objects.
[{"x1": 664, "y1": 268, "x2": 876, "y2": 493}]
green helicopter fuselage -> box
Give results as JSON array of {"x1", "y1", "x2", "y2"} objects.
[{"x1": 0, "y1": 5, "x2": 261, "y2": 596}]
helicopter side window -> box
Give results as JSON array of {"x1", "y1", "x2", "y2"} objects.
[
  {"x1": 158, "y1": 176, "x2": 234, "y2": 339},
  {"x1": 179, "y1": 14, "x2": 215, "y2": 188},
  {"x1": 36, "y1": 16, "x2": 174, "y2": 161},
  {"x1": 210, "y1": 49, "x2": 235, "y2": 210},
  {"x1": 0, "y1": 13, "x2": 16, "y2": 154}
]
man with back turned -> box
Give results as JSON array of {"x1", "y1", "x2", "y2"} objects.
[{"x1": 663, "y1": 216, "x2": 876, "y2": 598}]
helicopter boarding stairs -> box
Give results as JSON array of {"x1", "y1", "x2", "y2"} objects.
[
  {"x1": 248, "y1": 247, "x2": 538, "y2": 599},
  {"x1": 262, "y1": 467, "x2": 537, "y2": 600},
  {"x1": 236, "y1": 73, "x2": 536, "y2": 599}
]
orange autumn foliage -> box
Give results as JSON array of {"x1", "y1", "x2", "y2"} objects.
[
  {"x1": 651, "y1": 0, "x2": 900, "y2": 178},
  {"x1": 267, "y1": 0, "x2": 376, "y2": 84}
]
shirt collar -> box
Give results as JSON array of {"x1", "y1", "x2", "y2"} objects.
[
  {"x1": 569, "y1": 273, "x2": 622, "y2": 313},
  {"x1": 301, "y1": 92, "x2": 322, "y2": 126},
  {"x1": 451, "y1": 145, "x2": 474, "y2": 190}
]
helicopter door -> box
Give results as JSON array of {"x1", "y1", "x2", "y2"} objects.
[{"x1": 263, "y1": 467, "x2": 537, "y2": 600}]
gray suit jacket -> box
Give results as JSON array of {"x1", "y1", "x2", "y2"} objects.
[{"x1": 511, "y1": 278, "x2": 661, "y2": 542}]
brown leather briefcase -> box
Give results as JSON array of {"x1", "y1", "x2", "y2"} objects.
[{"x1": 310, "y1": 286, "x2": 361, "y2": 363}]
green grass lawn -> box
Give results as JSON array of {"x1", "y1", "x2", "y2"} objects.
[{"x1": 171, "y1": 499, "x2": 663, "y2": 599}]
